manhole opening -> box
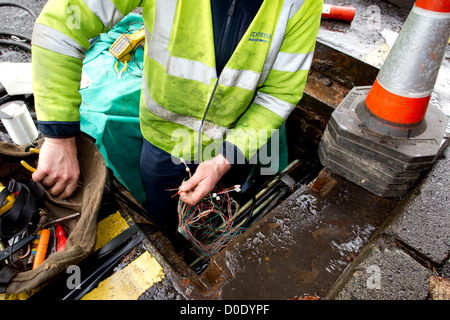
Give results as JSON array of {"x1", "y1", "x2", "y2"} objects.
[
  {"x1": 172, "y1": 105, "x2": 325, "y2": 275},
  {"x1": 163, "y1": 42, "x2": 380, "y2": 275}
]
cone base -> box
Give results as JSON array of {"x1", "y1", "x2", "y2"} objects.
[
  {"x1": 318, "y1": 86, "x2": 448, "y2": 198},
  {"x1": 356, "y1": 101, "x2": 427, "y2": 138}
]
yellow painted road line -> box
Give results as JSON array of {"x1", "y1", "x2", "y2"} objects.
[
  {"x1": 94, "y1": 211, "x2": 130, "y2": 251},
  {"x1": 81, "y1": 251, "x2": 165, "y2": 300},
  {"x1": 0, "y1": 289, "x2": 37, "y2": 300}
]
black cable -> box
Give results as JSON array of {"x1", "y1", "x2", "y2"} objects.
[
  {"x1": 125, "y1": 42, "x2": 144, "y2": 78},
  {"x1": 248, "y1": 186, "x2": 290, "y2": 227},
  {"x1": 0, "y1": 2, "x2": 38, "y2": 20},
  {"x1": 126, "y1": 21, "x2": 143, "y2": 33},
  {"x1": 236, "y1": 164, "x2": 321, "y2": 228},
  {"x1": 244, "y1": 167, "x2": 322, "y2": 227},
  {"x1": 28, "y1": 223, "x2": 142, "y2": 300},
  {"x1": 125, "y1": 22, "x2": 144, "y2": 74},
  {"x1": 0, "y1": 93, "x2": 11, "y2": 105},
  {"x1": 0, "y1": 2, "x2": 36, "y2": 52},
  {"x1": 293, "y1": 167, "x2": 322, "y2": 189},
  {"x1": 242, "y1": 195, "x2": 256, "y2": 228},
  {"x1": 0, "y1": 39, "x2": 31, "y2": 51},
  {"x1": 0, "y1": 31, "x2": 32, "y2": 42},
  {"x1": 197, "y1": 79, "x2": 220, "y2": 162}
]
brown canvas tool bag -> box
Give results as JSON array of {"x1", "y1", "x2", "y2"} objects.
[{"x1": 0, "y1": 134, "x2": 106, "y2": 294}]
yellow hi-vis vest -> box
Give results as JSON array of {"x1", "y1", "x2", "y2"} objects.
[{"x1": 32, "y1": 0, "x2": 323, "y2": 162}]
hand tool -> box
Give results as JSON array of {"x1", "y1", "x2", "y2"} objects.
[{"x1": 32, "y1": 228, "x2": 50, "y2": 269}]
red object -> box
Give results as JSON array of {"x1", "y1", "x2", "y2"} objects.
[
  {"x1": 415, "y1": 0, "x2": 450, "y2": 13},
  {"x1": 55, "y1": 223, "x2": 67, "y2": 252},
  {"x1": 321, "y1": 4, "x2": 356, "y2": 22},
  {"x1": 365, "y1": 79, "x2": 430, "y2": 125}
]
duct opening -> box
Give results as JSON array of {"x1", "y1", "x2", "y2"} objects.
[
  {"x1": 146, "y1": 41, "x2": 381, "y2": 277},
  {"x1": 156, "y1": 94, "x2": 335, "y2": 275}
]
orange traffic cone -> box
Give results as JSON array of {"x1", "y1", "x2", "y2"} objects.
[
  {"x1": 318, "y1": 0, "x2": 450, "y2": 198},
  {"x1": 356, "y1": 0, "x2": 450, "y2": 138}
]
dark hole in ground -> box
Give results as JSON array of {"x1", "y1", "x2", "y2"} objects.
[{"x1": 173, "y1": 108, "x2": 325, "y2": 275}]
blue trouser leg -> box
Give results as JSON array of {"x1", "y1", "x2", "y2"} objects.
[{"x1": 140, "y1": 139, "x2": 197, "y2": 236}]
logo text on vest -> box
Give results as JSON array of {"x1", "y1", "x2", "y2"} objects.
[{"x1": 249, "y1": 31, "x2": 272, "y2": 43}]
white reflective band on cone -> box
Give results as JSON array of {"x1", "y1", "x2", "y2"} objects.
[{"x1": 377, "y1": 5, "x2": 450, "y2": 98}]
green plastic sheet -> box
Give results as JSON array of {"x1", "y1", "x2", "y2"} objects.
[{"x1": 80, "y1": 14, "x2": 146, "y2": 203}]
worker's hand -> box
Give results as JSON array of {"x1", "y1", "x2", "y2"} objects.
[
  {"x1": 178, "y1": 154, "x2": 231, "y2": 206},
  {"x1": 32, "y1": 137, "x2": 80, "y2": 199}
]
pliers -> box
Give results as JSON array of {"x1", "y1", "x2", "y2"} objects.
[{"x1": 20, "y1": 147, "x2": 39, "y2": 172}]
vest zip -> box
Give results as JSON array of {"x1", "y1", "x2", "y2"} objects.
[
  {"x1": 217, "y1": 0, "x2": 237, "y2": 75},
  {"x1": 204, "y1": 0, "x2": 237, "y2": 157},
  {"x1": 199, "y1": 0, "x2": 237, "y2": 161}
]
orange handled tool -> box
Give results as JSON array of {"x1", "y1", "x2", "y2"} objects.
[
  {"x1": 322, "y1": 4, "x2": 356, "y2": 22},
  {"x1": 32, "y1": 228, "x2": 50, "y2": 269}
]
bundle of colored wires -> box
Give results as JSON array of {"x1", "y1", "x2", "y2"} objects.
[{"x1": 176, "y1": 184, "x2": 245, "y2": 259}]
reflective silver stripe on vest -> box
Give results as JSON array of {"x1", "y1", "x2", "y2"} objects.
[
  {"x1": 148, "y1": 38, "x2": 266, "y2": 89},
  {"x1": 260, "y1": 0, "x2": 306, "y2": 84},
  {"x1": 153, "y1": 0, "x2": 177, "y2": 47},
  {"x1": 147, "y1": 0, "x2": 218, "y2": 85},
  {"x1": 147, "y1": 40, "x2": 217, "y2": 85},
  {"x1": 142, "y1": 77, "x2": 227, "y2": 140},
  {"x1": 32, "y1": 23, "x2": 86, "y2": 60},
  {"x1": 83, "y1": 0, "x2": 123, "y2": 29},
  {"x1": 168, "y1": 56, "x2": 217, "y2": 85},
  {"x1": 273, "y1": 51, "x2": 314, "y2": 72},
  {"x1": 253, "y1": 91, "x2": 294, "y2": 120},
  {"x1": 219, "y1": 67, "x2": 260, "y2": 91}
]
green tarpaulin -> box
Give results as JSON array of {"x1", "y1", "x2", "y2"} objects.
[{"x1": 80, "y1": 14, "x2": 146, "y2": 203}]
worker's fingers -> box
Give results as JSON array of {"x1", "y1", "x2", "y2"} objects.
[
  {"x1": 178, "y1": 154, "x2": 232, "y2": 205},
  {"x1": 31, "y1": 167, "x2": 49, "y2": 184},
  {"x1": 49, "y1": 178, "x2": 79, "y2": 200},
  {"x1": 32, "y1": 136, "x2": 80, "y2": 199},
  {"x1": 179, "y1": 180, "x2": 211, "y2": 205},
  {"x1": 179, "y1": 171, "x2": 205, "y2": 193},
  {"x1": 38, "y1": 173, "x2": 57, "y2": 189},
  {"x1": 178, "y1": 171, "x2": 207, "y2": 205},
  {"x1": 46, "y1": 180, "x2": 66, "y2": 198},
  {"x1": 35, "y1": 169, "x2": 78, "y2": 199}
]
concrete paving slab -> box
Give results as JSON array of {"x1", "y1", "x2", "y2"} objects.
[
  {"x1": 384, "y1": 147, "x2": 450, "y2": 265},
  {"x1": 326, "y1": 147, "x2": 449, "y2": 300},
  {"x1": 327, "y1": 236, "x2": 432, "y2": 300}
]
